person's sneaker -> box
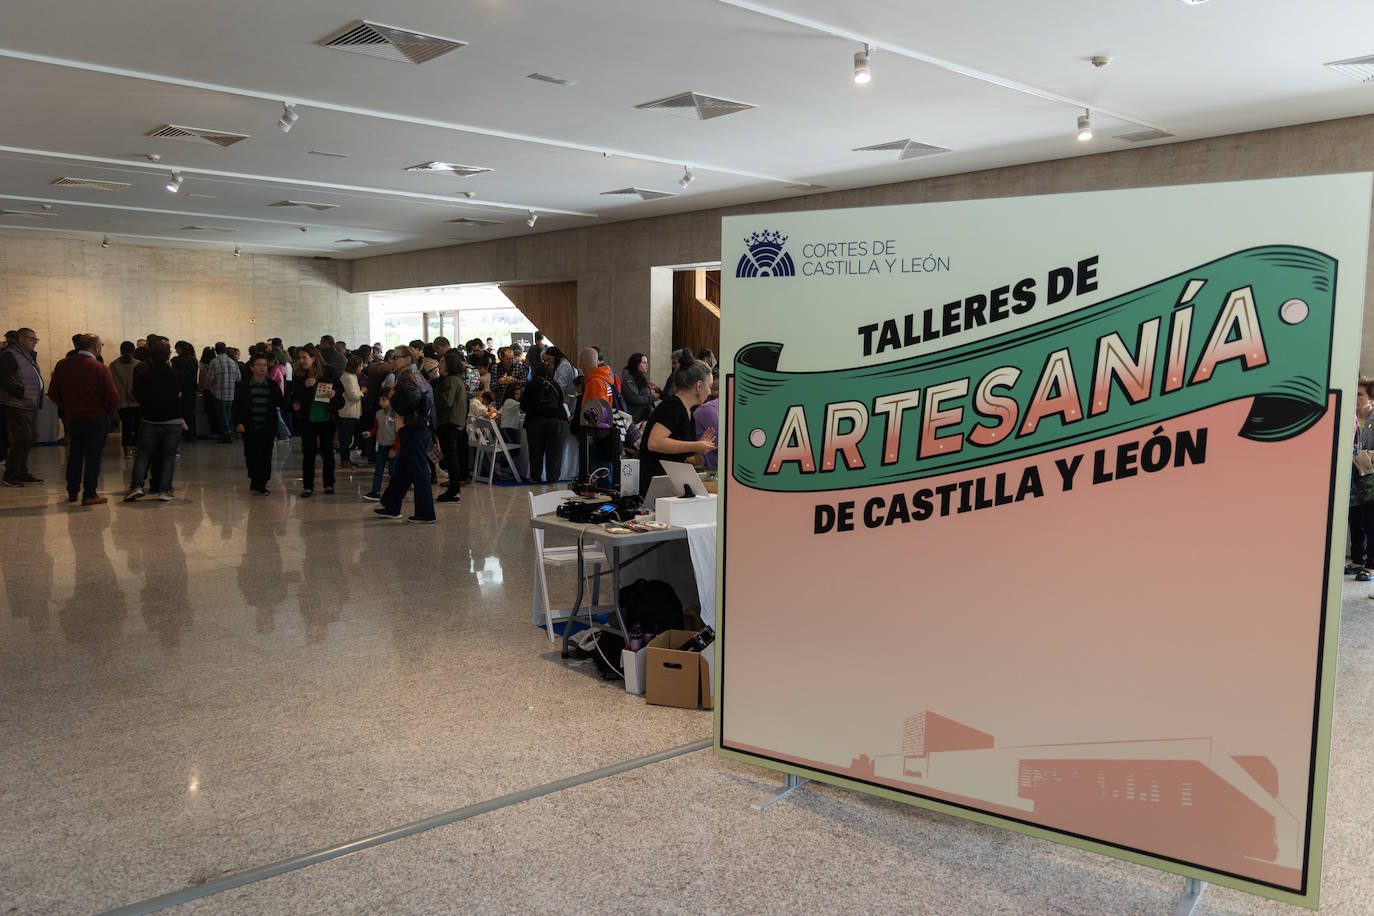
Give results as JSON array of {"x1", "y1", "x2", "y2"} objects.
[
  {"x1": 1, "y1": 478, "x2": 22, "y2": 488},
  {"x1": 157, "y1": 491, "x2": 175, "y2": 501},
  {"x1": 67, "y1": 492, "x2": 79, "y2": 503},
  {"x1": 124, "y1": 487, "x2": 145, "y2": 502},
  {"x1": 339, "y1": 461, "x2": 357, "y2": 470},
  {"x1": 373, "y1": 507, "x2": 402, "y2": 519},
  {"x1": 407, "y1": 515, "x2": 437, "y2": 524},
  {"x1": 81, "y1": 496, "x2": 108, "y2": 506},
  {"x1": 19, "y1": 474, "x2": 42, "y2": 483},
  {"x1": 436, "y1": 493, "x2": 460, "y2": 503},
  {"x1": 362, "y1": 491, "x2": 381, "y2": 501}
]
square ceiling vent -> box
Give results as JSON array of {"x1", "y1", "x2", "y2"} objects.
[
  {"x1": 1114, "y1": 128, "x2": 1175, "y2": 143},
  {"x1": 600, "y1": 188, "x2": 677, "y2": 201},
  {"x1": 50, "y1": 177, "x2": 130, "y2": 191},
  {"x1": 636, "y1": 92, "x2": 756, "y2": 121},
  {"x1": 405, "y1": 162, "x2": 492, "y2": 177},
  {"x1": 1324, "y1": 54, "x2": 1374, "y2": 83},
  {"x1": 147, "y1": 124, "x2": 251, "y2": 147},
  {"x1": 320, "y1": 20, "x2": 466, "y2": 64},
  {"x1": 853, "y1": 139, "x2": 951, "y2": 160}
]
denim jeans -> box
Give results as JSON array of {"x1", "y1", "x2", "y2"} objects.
[{"x1": 131, "y1": 422, "x2": 181, "y2": 493}]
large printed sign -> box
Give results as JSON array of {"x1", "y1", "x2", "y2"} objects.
[{"x1": 715, "y1": 176, "x2": 1371, "y2": 909}]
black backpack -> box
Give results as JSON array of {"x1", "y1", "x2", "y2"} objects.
[
  {"x1": 620, "y1": 579, "x2": 684, "y2": 635},
  {"x1": 531, "y1": 375, "x2": 563, "y2": 414}
]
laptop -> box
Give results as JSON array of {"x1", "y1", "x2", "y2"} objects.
[{"x1": 661, "y1": 460, "x2": 710, "y2": 498}]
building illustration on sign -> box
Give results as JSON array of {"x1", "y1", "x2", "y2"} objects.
[{"x1": 843, "y1": 711, "x2": 1300, "y2": 885}]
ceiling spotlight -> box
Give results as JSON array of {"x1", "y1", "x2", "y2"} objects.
[
  {"x1": 854, "y1": 45, "x2": 872, "y2": 84},
  {"x1": 526, "y1": 210, "x2": 537, "y2": 228},
  {"x1": 1076, "y1": 109, "x2": 1093, "y2": 141},
  {"x1": 101, "y1": 234, "x2": 110, "y2": 248},
  {"x1": 233, "y1": 244, "x2": 241, "y2": 258},
  {"x1": 279, "y1": 103, "x2": 299, "y2": 133},
  {"x1": 678, "y1": 166, "x2": 695, "y2": 188},
  {"x1": 166, "y1": 170, "x2": 183, "y2": 193}
]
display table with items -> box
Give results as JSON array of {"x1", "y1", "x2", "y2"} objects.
[{"x1": 529, "y1": 484, "x2": 717, "y2": 708}]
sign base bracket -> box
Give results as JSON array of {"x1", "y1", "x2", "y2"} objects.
[
  {"x1": 1172, "y1": 877, "x2": 1207, "y2": 916},
  {"x1": 752, "y1": 773, "x2": 810, "y2": 812}
]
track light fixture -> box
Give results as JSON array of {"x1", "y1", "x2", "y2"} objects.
[
  {"x1": 233, "y1": 244, "x2": 241, "y2": 258},
  {"x1": 678, "y1": 166, "x2": 695, "y2": 188},
  {"x1": 279, "y1": 103, "x2": 299, "y2": 133},
  {"x1": 854, "y1": 45, "x2": 872, "y2": 84},
  {"x1": 1076, "y1": 109, "x2": 1092, "y2": 141},
  {"x1": 166, "y1": 170, "x2": 183, "y2": 193},
  {"x1": 526, "y1": 210, "x2": 538, "y2": 228},
  {"x1": 101, "y1": 234, "x2": 110, "y2": 248}
]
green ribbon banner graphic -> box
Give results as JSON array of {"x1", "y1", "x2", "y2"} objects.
[{"x1": 731, "y1": 245, "x2": 1336, "y2": 493}]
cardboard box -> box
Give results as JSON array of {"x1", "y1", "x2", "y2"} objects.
[
  {"x1": 645, "y1": 629, "x2": 712, "y2": 709},
  {"x1": 622, "y1": 645, "x2": 648, "y2": 696}
]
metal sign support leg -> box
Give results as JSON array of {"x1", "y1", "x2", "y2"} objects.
[
  {"x1": 1172, "y1": 877, "x2": 1207, "y2": 916},
  {"x1": 752, "y1": 773, "x2": 811, "y2": 812}
]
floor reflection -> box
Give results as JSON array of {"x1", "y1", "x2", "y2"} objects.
[
  {"x1": 3, "y1": 508, "x2": 53, "y2": 633},
  {"x1": 238, "y1": 495, "x2": 290, "y2": 634},
  {"x1": 59, "y1": 508, "x2": 126, "y2": 662}
]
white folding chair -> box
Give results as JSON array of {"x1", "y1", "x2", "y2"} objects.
[
  {"x1": 471, "y1": 417, "x2": 499, "y2": 485},
  {"x1": 529, "y1": 489, "x2": 607, "y2": 642},
  {"x1": 488, "y1": 417, "x2": 525, "y2": 482}
]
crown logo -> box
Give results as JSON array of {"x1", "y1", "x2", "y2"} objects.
[
  {"x1": 736, "y1": 228, "x2": 795, "y2": 278},
  {"x1": 745, "y1": 230, "x2": 788, "y2": 249}
]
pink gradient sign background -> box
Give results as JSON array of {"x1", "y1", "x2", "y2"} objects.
[{"x1": 721, "y1": 398, "x2": 1334, "y2": 888}]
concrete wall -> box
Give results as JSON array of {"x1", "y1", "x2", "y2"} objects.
[
  {"x1": 0, "y1": 233, "x2": 367, "y2": 374},
  {"x1": 351, "y1": 115, "x2": 1374, "y2": 377}
]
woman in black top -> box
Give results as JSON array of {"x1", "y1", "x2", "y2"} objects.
[
  {"x1": 289, "y1": 344, "x2": 345, "y2": 497},
  {"x1": 639, "y1": 358, "x2": 716, "y2": 497}
]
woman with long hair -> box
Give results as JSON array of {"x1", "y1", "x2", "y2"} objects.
[
  {"x1": 372, "y1": 346, "x2": 437, "y2": 523},
  {"x1": 638, "y1": 359, "x2": 716, "y2": 497},
  {"x1": 432, "y1": 349, "x2": 469, "y2": 503},
  {"x1": 289, "y1": 344, "x2": 344, "y2": 497},
  {"x1": 621, "y1": 352, "x2": 659, "y2": 423},
  {"x1": 337, "y1": 355, "x2": 364, "y2": 469},
  {"x1": 110, "y1": 340, "x2": 141, "y2": 458}
]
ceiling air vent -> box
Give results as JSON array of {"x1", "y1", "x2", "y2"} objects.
[
  {"x1": 527, "y1": 73, "x2": 576, "y2": 87},
  {"x1": 444, "y1": 216, "x2": 501, "y2": 226},
  {"x1": 636, "y1": 92, "x2": 756, "y2": 121},
  {"x1": 404, "y1": 162, "x2": 492, "y2": 177},
  {"x1": 1324, "y1": 54, "x2": 1374, "y2": 83},
  {"x1": 334, "y1": 238, "x2": 373, "y2": 245},
  {"x1": 853, "y1": 139, "x2": 950, "y2": 160},
  {"x1": 600, "y1": 187, "x2": 677, "y2": 201},
  {"x1": 51, "y1": 177, "x2": 130, "y2": 191},
  {"x1": 319, "y1": 20, "x2": 465, "y2": 65},
  {"x1": 1115, "y1": 128, "x2": 1175, "y2": 143},
  {"x1": 187, "y1": 193, "x2": 218, "y2": 199},
  {"x1": 0, "y1": 210, "x2": 58, "y2": 219},
  {"x1": 784, "y1": 183, "x2": 826, "y2": 191},
  {"x1": 308, "y1": 150, "x2": 351, "y2": 158},
  {"x1": 181, "y1": 226, "x2": 237, "y2": 233},
  {"x1": 147, "y1": 124, "x2": 251, "y2": 147},
  {"x1": 270, "y1": 200, "x2": 340, "y2": 211}
]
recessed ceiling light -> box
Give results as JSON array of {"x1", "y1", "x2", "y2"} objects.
[
  {"x1": 404, "y1": 162, "x2": 493, "y2": 177},
  {"x1": 527, "y1": 73, "x2": 577, "y2": 87}
]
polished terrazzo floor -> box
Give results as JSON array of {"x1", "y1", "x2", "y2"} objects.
[{"x1": 1, "y1": 439, "x2": 1371, "y2": 915}]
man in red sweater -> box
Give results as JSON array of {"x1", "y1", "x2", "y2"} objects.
[{"x1": 48, "y1": 333, "x2": 119, "y2": 506}]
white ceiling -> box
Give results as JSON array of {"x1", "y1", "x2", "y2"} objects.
[{"x1": 0, "y1": 0, "x2": 1371, "y2": 260}]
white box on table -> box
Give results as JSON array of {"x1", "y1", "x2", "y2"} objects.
[{"x1": 656, "y1": 494, "x2": 718, "y2": 527}]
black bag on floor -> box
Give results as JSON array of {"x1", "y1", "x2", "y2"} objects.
[{"x1": 619, "y1": 578, "x2": 683, "y2": 636}]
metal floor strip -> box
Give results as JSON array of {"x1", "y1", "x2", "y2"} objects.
[{"x1": 98, "y1": 738, "x2": 713, "y2": 916}]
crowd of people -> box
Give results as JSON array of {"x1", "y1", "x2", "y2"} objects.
[{"x1": 0, "y1": 326, "x2": 723, "y2": 518}]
